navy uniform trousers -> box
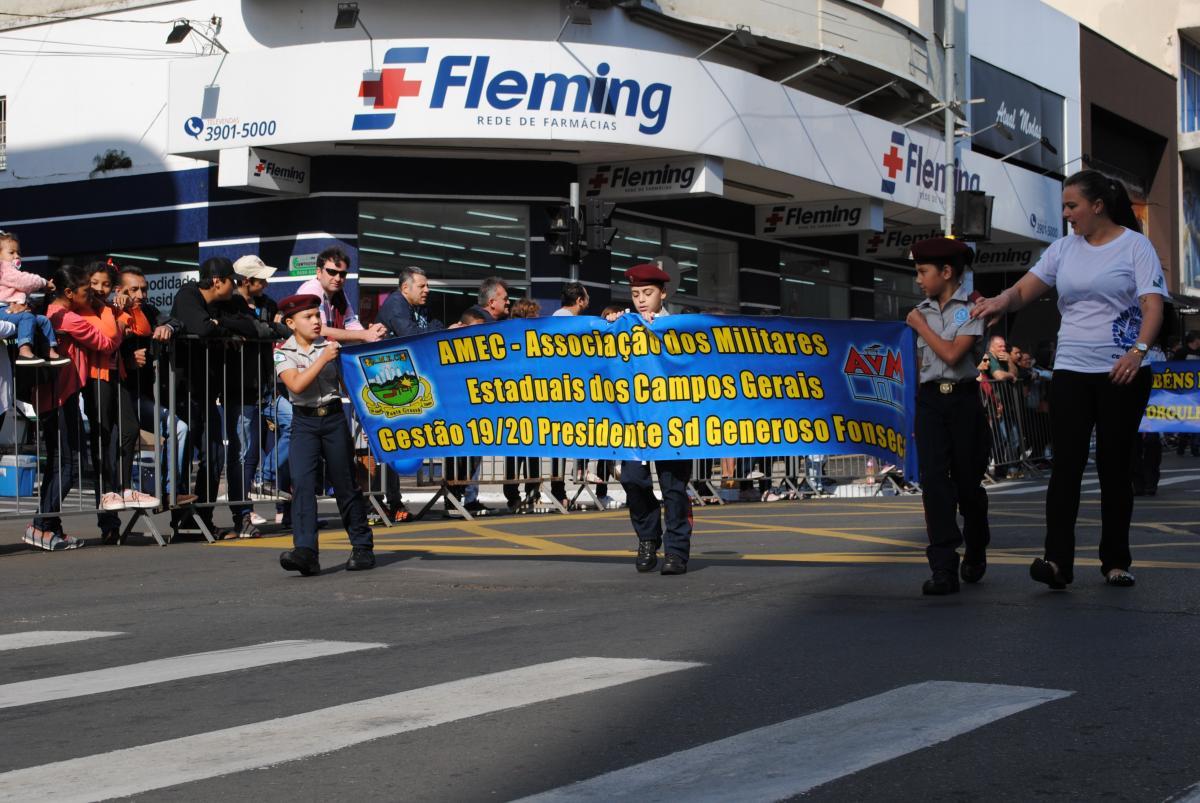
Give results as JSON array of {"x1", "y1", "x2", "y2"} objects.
[
  {"x1": 620, "y1": 459, "x2": 693, "y2": 560},
  {"x1": 289, "y1": 408, "x2": 373, "y2": 554},
  {"x1": 915, "y1": 382, "x2": 991, "y2": 574}
]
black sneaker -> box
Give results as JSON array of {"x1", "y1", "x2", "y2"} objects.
[
  {"x1": 346, "y1": 547, "x2": 376, "y2": 571},
  {"x1": 463, "y1": 500, "x2": 492, "y2": 516},
  {"x1": 635, "y1": 540, "x2": 659, "y2": 573},
  {"x1": 279, "y1": 548, "x2": 320, "y2": 576}
]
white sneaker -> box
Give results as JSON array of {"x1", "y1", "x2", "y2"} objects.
[
  {"x1": 761, "y1": 491, "x2": 782, "y2": 502},
  {"x1": 250, "y1": 512, "x2": 269, "y2": 526},
  {"x1": 746, "y1": 470, "x2": 766, "y2": 480},
  {"x1": 597, "y1": 495, "x2": 620, "y2": 510},
  {"x1": 122, "y1": 489, "x2": 160, "y2": 509},
  {"x1": 100, "y1": 492, "x2": 126, "y2": 511},
  {"x1": 585, "y1": 472, "x2": 604, "y2": 484}
]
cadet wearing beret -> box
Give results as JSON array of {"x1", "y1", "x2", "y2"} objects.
[
  {"x1": 275, "y1": 293, "x2": 375, "y2": 576},
  {"x1": 606, "y1": 262, "x2": 693, "y2": 575},
  {"x1": 904, "y1": 238, "x2": 991, "y2": 595}
]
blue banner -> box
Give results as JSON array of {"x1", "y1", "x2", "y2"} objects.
[
  {"x1": 341, "y1": 314, "x2": 918, "y2": 476},
  {"x1": 1140, "y1": 361, "x2": 1200, "y2": 433}
]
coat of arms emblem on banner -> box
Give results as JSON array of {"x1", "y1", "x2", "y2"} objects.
[{"x1": 358, "y1": 349, "x2": 434, "y2": 417}]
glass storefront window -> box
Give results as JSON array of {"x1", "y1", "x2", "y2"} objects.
[
  {"x1": 357, "y1": 201, "x2": 529, "y2": 284},
  {"x1": 873, "y1": 269, "x2": 923, "y2": 320},
  {"x1": 779, "y1": 251, "x2": 850, "y2": 319}
]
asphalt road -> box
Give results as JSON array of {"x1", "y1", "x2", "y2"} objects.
[{"x1": 2, "y1": 457, "x2": 1200, "y2": 802}]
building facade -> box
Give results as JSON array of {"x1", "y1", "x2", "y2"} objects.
[{"x1": 0, "y1": 0, "x2": 1071, "y2": 325}]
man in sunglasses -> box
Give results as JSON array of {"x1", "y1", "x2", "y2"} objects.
[{"x1": 295, "y1": 247, "x2": 387, "y2": 344}]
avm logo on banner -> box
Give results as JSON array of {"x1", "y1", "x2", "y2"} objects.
[
  {"x1": 353, "y1": 46, "x2": 673, "y2": 135},
  {"x1": 843, "y1": 345, "x2": 905, "y2": 410}
]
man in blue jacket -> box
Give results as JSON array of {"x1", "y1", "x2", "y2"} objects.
[
  {"x1": 374, "y1": 266, "x2": 445, "y2": 522},
  {"x1": 377, "y1": 266, "x2": 445, "y2": 339}
]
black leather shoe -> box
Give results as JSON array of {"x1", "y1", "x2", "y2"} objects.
[
  {"x1": 660, "y1": 554, "x2": 688, "y2": 575},
  {"x1": 279, "y1": 548, "x2": 320, "y2": 576},
  {"x1": 922, "y1": 572, "x2": 960, "y2": 595},
  {"x1": 346, "y1": 547, "x2": 376, "y2": 571},
  {"x1": 635, "y1": 540, "x2": 659, "y2": 573},
  {"x1": 1030, "y1": 558, "x2": 1068, "y2": 590},
  {"x1": 960, "y1": 560, "x2": 987, "y2": 584}
]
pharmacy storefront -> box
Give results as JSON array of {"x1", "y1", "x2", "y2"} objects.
[{"x1": 6, "y1": 35, "x2": 1064, "y2": 324}]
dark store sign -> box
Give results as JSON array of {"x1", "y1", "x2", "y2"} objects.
[{"x1": 970, "y1": 59, "x2": 1065, "y2": 172}]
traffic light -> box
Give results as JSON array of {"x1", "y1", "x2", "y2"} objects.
[
  {"x1": 545, "y1": 204, "x2": 580, "y2": 261},
  {"x1": 584, "y1": 198, "x2": 617, "y2": 252}
]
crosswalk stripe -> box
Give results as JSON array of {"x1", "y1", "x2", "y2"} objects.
[
  {"x1": 1084, "y1": 475, "x2": 1200, "y2": 494},
  {"x1": 1168, "y1": 782, "x2": 1200, "y2": 802},
  {"x1": 515, "y1": 680, "x2": 1071, "y2": 802},
  {"x1": 0, "y1": 656, "x2": 699, "y2": 802},
  {"x1": 989, "y1": 478, "x2": 1100, "y2": 496},
  {"x1": 0, "y1": 640, "x2": 385, "y2": 711},
  {"x1": 0, "y1": 631, "x2": 123, "y2": 652}
]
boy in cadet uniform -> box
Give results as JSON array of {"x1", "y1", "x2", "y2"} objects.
[
  {"x1": 904, "y1": 238, "x2": 991, "y2": 596},
  {"x1": 606, "y1": 263, "x2": 693, "y2": 575},
  {"x1": 274, "y1": 294, "x2": 375, "y2": 576}
]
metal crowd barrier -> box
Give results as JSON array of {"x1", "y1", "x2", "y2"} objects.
[
  {"x1": 979, "y1": 377, "x2": 1053, "y2": 478},
  {"x1": 4, "y1": 328, "x2": 935, "y2": 547}
]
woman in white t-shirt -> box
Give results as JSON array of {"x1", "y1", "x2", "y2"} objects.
[{"x1": 973, "y1": 170, "x2": 1166, "y2": 590}]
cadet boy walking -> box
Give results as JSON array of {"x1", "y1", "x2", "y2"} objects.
[
  {"x1": 274, "y1": 294, "x2": 375, "y2": 576},
  {"x1": 606, "y1": 263, "x2": 693, "y2": 575},
  {"x1": 904, "y1": 238, "x2": 991, "y2": 595}
]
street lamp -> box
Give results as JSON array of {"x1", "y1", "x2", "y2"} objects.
[
  {"x1": 956, "y1": 120, "x2": 1014, "y2": 141},
  {"x1": 334, "y1": 2, "x2": 375, "y2": 71},
  {"x1": 695, "y1": 25, "x2": 755, "y2": 60},
  {"x1": 778, "y1": 54, "x2": 845, "y2": 85},
  {"x1": 164, "y1": 16, "x2": 228, "y2": 53},
  {"x1": 999, "y1": 136, "x2": 1059, "y2": 163}
]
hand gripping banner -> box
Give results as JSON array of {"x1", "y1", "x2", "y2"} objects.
[
  {"x1": 341, "y1": 314, "x2": 918, "y2": 476},
  {"x1": 1139, "y1": 361, "x2": 1200, "y2": 433}
]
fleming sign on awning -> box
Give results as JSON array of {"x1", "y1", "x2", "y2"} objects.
[
  {"x1": 578, "y1": 157, "x2": 722, "y2": 200},
  {"x1": 217, "y1": 146, "x2": 311, "y2": 195},
  {"x1": 756, "y1": 199, "x2": 883, "y2": 237}
]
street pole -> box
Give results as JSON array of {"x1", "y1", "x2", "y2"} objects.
[
  {"x1": 942, "y1": 0, "x2": 956, "y2": 237},
  {"x1": 569, "y1": 181, "x2": 580, "y2": 281}
]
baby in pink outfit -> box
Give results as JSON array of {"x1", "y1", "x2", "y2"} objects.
[{"x1": 0, "y1": 232, "x2": 68, "y2": 366}]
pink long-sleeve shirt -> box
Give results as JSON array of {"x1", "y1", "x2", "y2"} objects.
[{"x1": 0, "y1": 259, "x2": 48, "y2": 304}]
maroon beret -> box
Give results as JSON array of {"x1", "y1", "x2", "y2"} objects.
[
  {"x1": 278, "y1": 293, "x2": 321, "y2": 320},
  {"x1": 909, "y1": 237, "x2": 974, "y2": 266},
  {"x1": 626, "y1": 262, "x2": 671, "y2": 287}
]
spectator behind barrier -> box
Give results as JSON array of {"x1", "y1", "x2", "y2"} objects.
[
  {"x1": 83, "y1": 261, "x2": 158, "y2": 539},
  {"x1": 378, "y1": 265, "x2": 445, "y2": 339},
  {"x1": 0, "y1": 231, "x2": 70, "y2": 367},
  {"x1": 295, "y1": 247, "x2": 386, "y2": 344},
  {"x1": 169, "y1": 256, "x2": 266, "y2": 541},
  {"x1": 23, "y1": 265, "x2": 111, "y2": 551}
]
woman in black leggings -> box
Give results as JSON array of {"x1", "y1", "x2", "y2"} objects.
[{"x1": 972, "y1": 170, "x2": 1165, "y2": 589}]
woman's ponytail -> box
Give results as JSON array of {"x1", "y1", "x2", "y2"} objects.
[{"x1": 1064, "y1": 169, "x2": 1142, "y2": 233}]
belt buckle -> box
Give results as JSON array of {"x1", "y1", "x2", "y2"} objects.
[
  {"x1": 938, "y1": 381, "x2": 954, "y2": 395},
  {"x1": 316, "y1": 405, "x2": 329, "y2": 417}
]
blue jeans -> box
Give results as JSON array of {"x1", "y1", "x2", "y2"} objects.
[
  {"x1": 258, "y1": 396, "x2": 292, "y2": 487},
  {"x1": 0, "y1": 310, "x2": 57, "y2": 348},
  {"x1": 134, "y1": 393, "x2": 188, "y2": 495},
  {"x1": 34, "y1": 393, "x2": 82, "y2": 533}
]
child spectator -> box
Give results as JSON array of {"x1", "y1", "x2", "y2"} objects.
[{"x1": 0, "y1": 231, "x2": 70, "y2": 367}]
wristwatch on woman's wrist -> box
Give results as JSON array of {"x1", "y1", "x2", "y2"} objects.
[{"x1": 1130, "y1": 342, "x2": 1148, "y2": 358}]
